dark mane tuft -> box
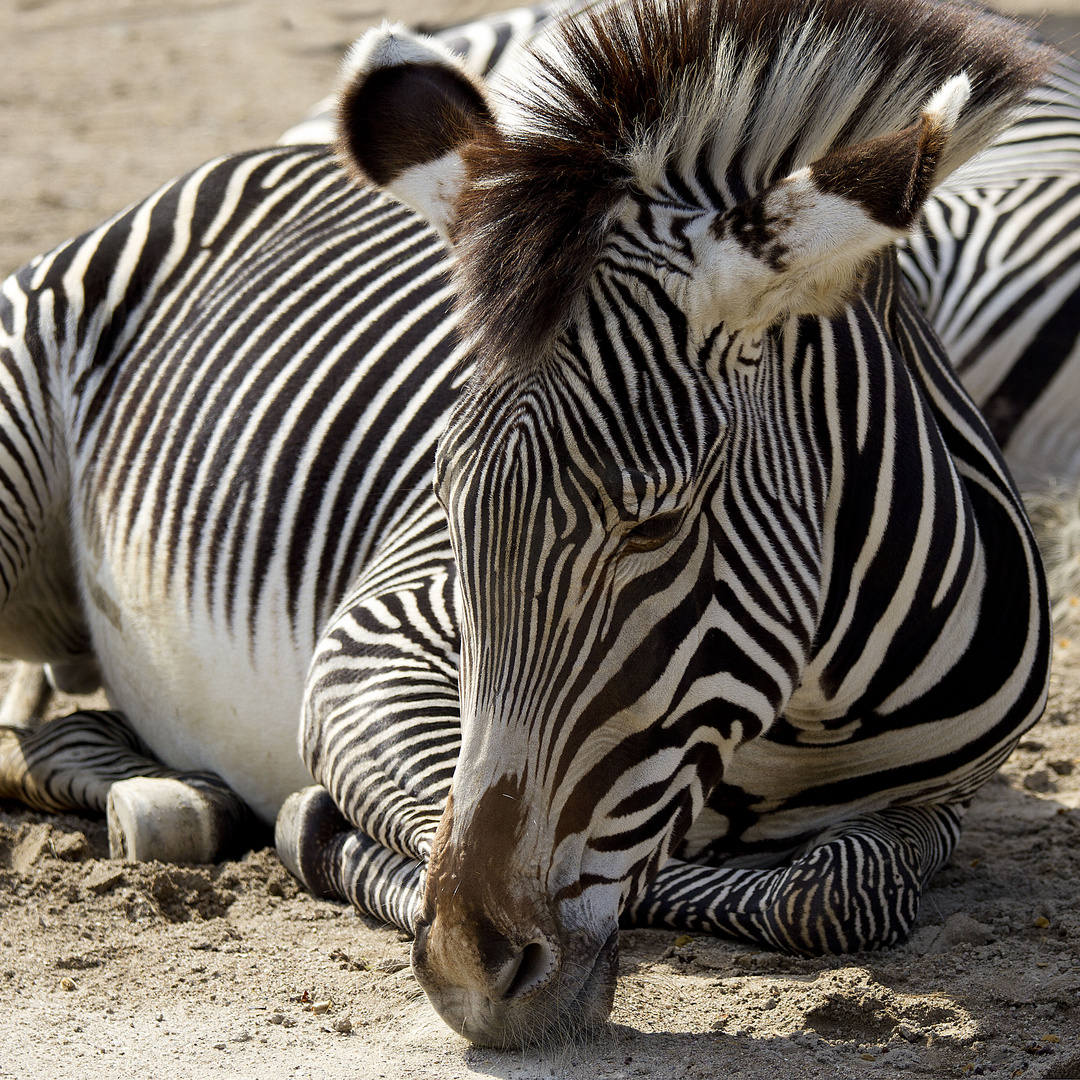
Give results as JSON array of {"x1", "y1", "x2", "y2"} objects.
[{"x1": 452, "y1": 0, "x2": 1052, "y2": 380}]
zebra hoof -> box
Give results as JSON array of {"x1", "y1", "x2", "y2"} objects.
[
  {"x1": 275, "y1": 785, "x2": 349, "y2": 898},
  {"x1": 107, "y1": 777, "x2": 230, "y2": 863}
]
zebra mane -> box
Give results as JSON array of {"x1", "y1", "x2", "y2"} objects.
[{"x1": 452, "y1": 0, "x2": 1051, "y2": 378}]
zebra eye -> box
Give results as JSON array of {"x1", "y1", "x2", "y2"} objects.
[{"x1": 623, "y1": 510, "x2": 684, "y2": 553}]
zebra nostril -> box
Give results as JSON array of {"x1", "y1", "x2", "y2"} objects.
[{"x1": 496, "y1": 939, "x2": 556, "y2": 1002}]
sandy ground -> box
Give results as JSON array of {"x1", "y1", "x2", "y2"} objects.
[{"x1": 6, "y1": 1, "x2": 1080, "y2": 1078}]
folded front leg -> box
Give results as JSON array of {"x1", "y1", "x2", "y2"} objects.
[
  {"x1": 277, "y1": 568, "x2": 461, "y2": 925},
  {"x1": 624, "y1": 804, "x2": 963, "y2": 955},
  {"x1": 276, "y1": 785, "x2": 425, "y2": 931}
]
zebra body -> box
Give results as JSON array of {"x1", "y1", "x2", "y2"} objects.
[
  {"x1": 0, "y1": 0, "x2": 1073, "y2": 1050},
  {"x1": 902, "y1": 46, "x2": 1080, "y2": 487},
  {"x1": 0, "y1": 147, "x2": 464, "y2": 822}
]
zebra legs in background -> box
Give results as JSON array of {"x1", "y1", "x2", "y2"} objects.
[
  {"x1": 0, "y1": 710, "x2": 255, "y2": 862},
  {"x1": 0, "y1": 657, "x2": 103, "y2": 731},
  {"x1": 625, "y1": 805, "x2": 963, "y2": 955},
  {"x1": 0, "y1": 662, "x2": 53, "y2": 730}
]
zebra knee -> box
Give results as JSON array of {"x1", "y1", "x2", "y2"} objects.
[
  {"x1": 107, "y1": 774, "x2": 253, "y2": 863},
  {"x1": 275, "y1": 786, "x2": 425, "y2": 931},
  {"x1": 757, "y1": 807, "x2": 961, "y2": 955}
]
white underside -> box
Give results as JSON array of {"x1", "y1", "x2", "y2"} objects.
[{"x1": 83, "y1": 571, "x2": 313, "y2": 826}]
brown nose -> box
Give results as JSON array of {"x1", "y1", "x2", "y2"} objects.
[
  {"x1": 408, "y1": 789, "x2": 618, "y2": 1046},
  {"x1": 411, "y1": 906, "x2": 562, "y2": 1041},
  {"x1": 473, "y1": 920, "x2": 561, "y2": 1001},
  {"x1": 411, "y1": 906, "x2": 618, "y2": 1047}
]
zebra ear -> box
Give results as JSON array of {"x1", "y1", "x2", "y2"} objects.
[
  {"x1": 688, "y1": 74, "x2": 971, "y2": 333},
  {"x1": 336, "y1": 25, "x2": 495, "y2": 239}
]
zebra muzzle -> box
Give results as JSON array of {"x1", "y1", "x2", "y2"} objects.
[
  {"x1": 410, "y1": 909, "x2": 618, "y2": 1047},
  {"x1": 407, "y1": 782, "x2": 620, "y2": 1044}
]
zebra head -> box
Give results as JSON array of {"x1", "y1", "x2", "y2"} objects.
[{"x1": 338, "y1": 0, "x2": 1045, "y2": 1046}]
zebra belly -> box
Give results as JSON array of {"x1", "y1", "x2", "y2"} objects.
[{"x1": 82, "y1": 583, "x2": 312, "y2": 824}]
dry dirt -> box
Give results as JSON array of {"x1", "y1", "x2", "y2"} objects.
[{"x1": 6, "y1": 1, "x2": 1080, "y2": 1078}]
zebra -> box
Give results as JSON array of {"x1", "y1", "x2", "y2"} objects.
[
  {"x1": 898, "y1": 30, "x2": 1080, "y2": 624},
  {"x1": 0, "y1": 0, "x2": 1070, "y2": 1050}
]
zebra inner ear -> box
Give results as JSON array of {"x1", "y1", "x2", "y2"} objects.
[
  {"x1": 336, "y1": 25, "x2": 495, "y2": 239},
  {"x1": 687, "y1": 74, "x2": 972, "y2": 334}
]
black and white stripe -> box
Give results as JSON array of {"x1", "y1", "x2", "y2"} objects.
[
  {"x1": 902, "y1": 50, "x2": 1080, "y2": 488},
  {"x1": 0, "y1": 0, "x2": 1074, "y2": 1049}
]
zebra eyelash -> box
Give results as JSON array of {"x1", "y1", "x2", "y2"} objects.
[{"x1": 622, "y1": 509, "x2": 686, "y2": 553}]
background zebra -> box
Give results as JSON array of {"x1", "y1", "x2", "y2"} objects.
[{"x1": 0, "y1": 0, "x2": 1075, "y2": 1054}]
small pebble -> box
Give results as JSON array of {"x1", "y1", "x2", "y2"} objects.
[
  {"x1": 84, "y1": 866, "x2": 125, "y2": 896},
  {"x1": 333, "y1": 1016, "x2": 353, "y2": 1034},
  {"x1": 59, "y1": 977, "x2": 76, "y2": 992},
  {"x1": 928, "y1": 913, "x2": 994, "y2": 953}
]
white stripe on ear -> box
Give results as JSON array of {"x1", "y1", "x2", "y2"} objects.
[
  {"x1": 922, "y1": 72, "x2": 972, "y2": 133},
  {"x1": 339, "y1": 23, "x2": 467, "y2": 86}
]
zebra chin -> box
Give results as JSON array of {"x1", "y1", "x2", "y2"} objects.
[{"x1": 410, "y1": 920, "x2": 619, "y2": 1048}]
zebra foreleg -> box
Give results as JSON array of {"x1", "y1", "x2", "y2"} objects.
[
  {"x1": 623, "y1": 804, "x2": 963, "y2": 955},
  {"x1": 276, "y1": 785, "x2": 424, "y2": 932},
  {"x1": 0, "y1": 710, "x2": 254, "y2": 863},
  {"x1": 277, "y1": 572, "x2": 457, "y2": 926}
]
